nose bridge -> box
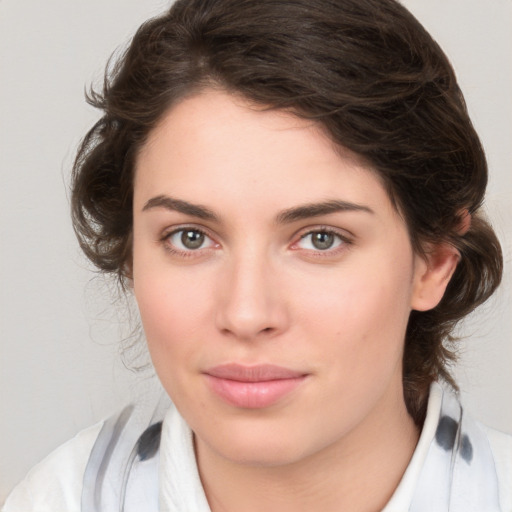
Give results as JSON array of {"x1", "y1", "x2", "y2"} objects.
[{"x1": 216, "y1": 243, "x2": 286, "y2": 340}]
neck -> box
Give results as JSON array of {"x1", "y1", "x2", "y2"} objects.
[{"x1": 196, "y1": 384, "x2": 420, "y2": 512}]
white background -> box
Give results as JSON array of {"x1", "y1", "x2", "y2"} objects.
[{"x1": 1, "y1": 0, "x2": 511, "y2": 503}]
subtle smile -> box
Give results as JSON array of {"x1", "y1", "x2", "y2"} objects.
[{"x1": 204, "y1": 364, "x2": 309, "y2": 409}]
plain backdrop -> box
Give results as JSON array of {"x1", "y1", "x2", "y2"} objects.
[{"x1": 1, "y1": 0, "x2": 511, "y2": 503}]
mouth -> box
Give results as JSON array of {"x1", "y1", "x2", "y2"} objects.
[{"x1": 203, "y1": 363, "x2": 308, "y2": 409}]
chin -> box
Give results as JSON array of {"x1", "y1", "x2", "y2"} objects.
[
  {"x1": 213, "y1": 439, "x2": 308, "y2": 468},
  {"x1": 195, "y1": 414, "x2": 330, "y2": 469}
]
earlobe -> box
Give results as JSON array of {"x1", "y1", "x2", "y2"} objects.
[{"x1": 411, "y1": 244, "x2": 460, "y2": 312}]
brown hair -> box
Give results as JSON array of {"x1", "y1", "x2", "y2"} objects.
[{"x1": 71, "y1": 0, "x2": 502, "y2": 424}]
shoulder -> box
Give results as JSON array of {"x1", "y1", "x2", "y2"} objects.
[
  {"x1": 386, "y1": 383, "x2": 512, "y2": 512},
  {"x1": 2, "y1": 421, "x2": 103, "y2": 512},
  {"x1": 478, "y1": 423, "x2": 512, "y2": 512}
]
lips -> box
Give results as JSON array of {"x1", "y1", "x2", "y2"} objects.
[{"x1": 204, "y1": 364, "x2": 308, "y2": 409}]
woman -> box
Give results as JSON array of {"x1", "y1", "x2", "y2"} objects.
[{"x1": 4, "y1": 0, "x2": 511, "y2": 510}]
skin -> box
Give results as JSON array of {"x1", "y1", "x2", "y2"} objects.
[{"x1": 132, "y1": 89, "x2": 459, "y2": 512}]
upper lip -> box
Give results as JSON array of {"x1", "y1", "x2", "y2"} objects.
[{"x1": 204, "y1": 363, "x2": 307, "y2": 382}]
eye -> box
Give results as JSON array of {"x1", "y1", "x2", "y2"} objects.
[
  {"x1": 295, "y1": 230, "x2": 346, "y2": 251},
  {"x1": 165, "y1": 228, "x2": 216, "y2": 252}
]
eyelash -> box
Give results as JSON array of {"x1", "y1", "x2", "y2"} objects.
[
  {"x1": 160, "y1": 226, "x2": 218, "y2": 257},
  {"x1": 292, "y1": 226, "x2": 352, "y2": 257},
  {"x1": 159, "y1": 225, "x2": 352, "y2": 258}
]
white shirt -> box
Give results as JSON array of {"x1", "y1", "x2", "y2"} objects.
[{"x1": 3, "y1": 383, "x2": 511, "y2": 511}]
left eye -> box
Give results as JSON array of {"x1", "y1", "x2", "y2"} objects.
[
  {"x1": 297, "y1": 230, "x2": 345, "y2": 251},
  {"x1": 167, "y1": 229, "x2": 215, "y2": 251}
]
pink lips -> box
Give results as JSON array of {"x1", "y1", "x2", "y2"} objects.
[{"x1": 204, "y1": 364, "x2": 307, "y2": 409}]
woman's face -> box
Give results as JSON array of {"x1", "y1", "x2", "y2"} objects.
[{"x1": 132, "y1": 89, "x2": 430, "y2": 467}]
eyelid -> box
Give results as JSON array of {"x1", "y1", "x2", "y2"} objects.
[
  {"x1": 159, "y1": 223, "x2": 352, "y2": 257},
  {"x1": 290, "y1": 225, "x2": 353, "y2": 253},
  {"x1": 160, "y1": 224, "x2": 220, "y2": 254}
]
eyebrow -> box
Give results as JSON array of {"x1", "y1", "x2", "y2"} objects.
[
  {"x1": 275, "y1": 200, "x2": 374, "y2": 224},
  {"x1": 142, "y1": 195, "x2": 373, "y2": 224},
  {"x1": 142, "y1": 195, "x2": 219, "y2": 221}
]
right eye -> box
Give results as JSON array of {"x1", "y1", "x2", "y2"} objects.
[{"x1": 164, "y1": 228, "x2": 217, "y2": 253}]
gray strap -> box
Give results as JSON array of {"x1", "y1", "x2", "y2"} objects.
[
  {"x1": 81, "y1": 392, "x2": 170, "y2": 512},
  {"x1": 81, "y1": 405, "x2": 134, "y2": 512},
  {"x1": 409, "y1": 388, "x2": 501, "y2": 511}
]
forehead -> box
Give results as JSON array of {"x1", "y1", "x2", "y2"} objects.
[{"x1": 134, "y1": 89, "x2": 396, "y2": 221}]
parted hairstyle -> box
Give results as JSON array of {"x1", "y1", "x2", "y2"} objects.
[{"x1": 71, "y1": 0, "x2": 503, "y2": 425}]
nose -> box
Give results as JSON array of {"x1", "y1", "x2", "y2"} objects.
[{"x1": 215, "y1": 249, "x2": 289, "y2": 341}]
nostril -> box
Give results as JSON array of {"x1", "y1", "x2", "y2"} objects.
[{"x1": 220, "y1": 325, "x2": 276, "y2": 339}]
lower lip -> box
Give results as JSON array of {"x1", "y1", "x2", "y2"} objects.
[{"x1": 205, "y1": 375, "x2": 307, "y2": 409}]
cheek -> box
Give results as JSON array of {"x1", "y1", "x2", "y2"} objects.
[
  {"x1": 132, "y1": 252, "x2": 214, "y2": 370},
  {"x1": 136, "y1": 278, "x2": 207, "y2": 342},
  {"x1": 301, "y1": 263, "x2": 411, "y2": 330},
  {"x1": 134, "y1": 270, "x2": 212, "y2": 408},
  {"x1": 294, "y1": 253, "x2": 414, "y2": 371}
]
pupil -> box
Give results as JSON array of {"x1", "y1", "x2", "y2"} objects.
[
  {"x1": 181, "y1": 230, "x2": 204, "y2": 249},
  {"x1": 312, "y1": 232, "x2": 334, "y2": 250}
]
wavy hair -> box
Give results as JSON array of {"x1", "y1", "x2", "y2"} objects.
[{"x1": 71, "y1": 0, "x2": 502, "y2": 425}]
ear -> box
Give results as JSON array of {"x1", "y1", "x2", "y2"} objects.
[{"x1": 411, "y1": 244, "x2": 460, "y2": 312}]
